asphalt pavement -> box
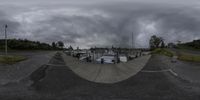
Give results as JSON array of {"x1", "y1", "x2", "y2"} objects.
[
  {"x1": 0, "y1": 53, "x2": 199, "y2": 100},
  {"x1": 164, "y1": 49, "x2": 200, "y2": 83},
  {"x1": 0, "y1": 51, "x2": 56, "y2": 85}
]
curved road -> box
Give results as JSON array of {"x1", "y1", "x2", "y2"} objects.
[{"x1": 0, "y1": 53, "x2": 199, "y2": 100}]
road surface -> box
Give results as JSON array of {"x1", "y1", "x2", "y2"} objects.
[
  {"x1": 0, "y1": 53, "x2": 199, "y2": 100},
  {"x1": 0, "y1": 51, "x2": 56, "y2": 85},
  {"x1": 166, "y1": 48, "x2": 200, "y2": 83}
]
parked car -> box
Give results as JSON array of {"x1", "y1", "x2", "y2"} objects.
[{"x1": 96, "y1": 54, "x2": 116, "y2": 64}]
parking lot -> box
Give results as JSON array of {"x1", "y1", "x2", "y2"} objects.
[{"x1": 0, "y1": 52, "x2": 199, "y2": 100}]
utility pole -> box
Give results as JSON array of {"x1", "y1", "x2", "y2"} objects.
[
  {"x1": 132, "y1": 32, "x2": 133, "y2": 49},
  {"x1": 5, "y1": 25, "x2": 8, "y2": 56}
]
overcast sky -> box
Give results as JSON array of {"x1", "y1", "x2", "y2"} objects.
[{"x1": 0, "y1": 0, "x2": 200, "y2": 48}]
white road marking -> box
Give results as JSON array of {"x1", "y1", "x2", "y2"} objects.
[
  {"x1": 45, "y1": 64, "x2": 66, "y2": 67},
  {"x1": 168, "y1": 69, "x2": 178, "y2": 76},
  {"x1": 141, "y1": 69, "x2": 170, "y2": 73},
  {"x1": 141, "y1": 69, "x2": 178, "y2": 76}
]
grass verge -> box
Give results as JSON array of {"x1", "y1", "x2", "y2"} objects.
[
  {"x1": 0, "y1": 55, "x2": 27, "y2": 64},
  {"x1": 152, "y1": 48, "x2": 200, "y2": 62},
  {"x1": 151, "y1": 48, "x2": 174, "y2": 57},
  {"x1": 178, "y1": 53, "x2": 200, "y2": 62}
]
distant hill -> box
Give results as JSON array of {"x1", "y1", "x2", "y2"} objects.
[{"x1": 0, "y1": 39, "x2": 62, "y2": 50}]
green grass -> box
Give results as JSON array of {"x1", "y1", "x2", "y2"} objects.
[
  {"x1": 178, "y1": 53, "x2": 200, "y2": 62},
  {"x1": 0, "y1": 55, "x2": 27, "y2": 64},
  {"x1": 152, "y1": 48, "x2": 200, "y2": 62},
  {"x1": 151, "y1": 48, "x2": 174, "y2": 57}
]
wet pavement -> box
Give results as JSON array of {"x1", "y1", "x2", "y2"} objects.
[
  {"x1": 0, "y1": 53, "x2": 199, "y2": 100},
  {"x1": 167, "y1": 57, "x2": 200, "y2": 83},
  {"x1": 0, "y1": 51, "x2": 56, "y2": 85},
  {"x1": 160, "y1": 49, "x2": 200, "y2": 83}
]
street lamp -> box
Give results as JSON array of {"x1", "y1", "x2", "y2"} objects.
[{"x1": 5, "y1": 24, "x2": 8, "y2": 56}]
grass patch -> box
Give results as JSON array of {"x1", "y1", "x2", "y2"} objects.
[
  {"x1": 0, "y1": 55, "x2": 27, "y2": 64},
  {"x1": 152, "y1": 48, "x2": 200, "y2": 62},
  {"x1": 151, "y1": 48, "x2": 174, "y2": 57},
  {"x1": 178, "y1": 53, "x2": 200, "y2": 62}
]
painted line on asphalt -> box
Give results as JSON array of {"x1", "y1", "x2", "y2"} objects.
[
  {"x1": 45, "y1": 64, "x2": 66, "y2": 67},
  {"x1": 141, "y1": 69, "x2": 170, "y2": 73},
  {"x1": 141, "y1": 69, "x2": 178, "y2": 76},
  {"x1": 168, "y1": 69, "x2": 178, "y2": 76}
]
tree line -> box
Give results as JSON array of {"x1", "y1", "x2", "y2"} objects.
[
  {"x1": 0, "y1": 39, "x2": 64, "y2": 50},
  {"x1": 179, "y1": 39, "x2": 200, "y2": 49},
  {"x1": 149, "y1": 35, "x2": 200, "y2": 50}
]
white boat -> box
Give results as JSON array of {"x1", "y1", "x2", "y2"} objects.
[
  {"x1": 79, "y1": 54, "x2": 88, "y2": 61},
  {"x1": 96, "y1": 54, "x2": 115, "y2": 64},
  {"x1": 119, "y1": 55, "x2": 128, "y2": 62}
]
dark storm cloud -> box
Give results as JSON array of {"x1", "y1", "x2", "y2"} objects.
[
  {"x1": 93, "y1": 3, "x2": 200, "y2": 47},
  {"x1": 0, "y1": 0, "x2": 200, "y2": 48}
]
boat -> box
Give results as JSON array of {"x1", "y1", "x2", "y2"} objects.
[{"x1": 96, "y1": 54, "x2": 116, "y2": 64}]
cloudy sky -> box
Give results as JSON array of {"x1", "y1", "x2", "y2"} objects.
[{"x1": 0, "y1": 0, "x2": 200, "y2": 48}]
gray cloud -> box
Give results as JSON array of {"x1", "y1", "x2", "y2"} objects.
[
  {"x1": 0, "y1": 11, "x2": 20, "y2": 39},
  {"x1": 0, "y1": 0, "x2": 200, "y2": 48}
]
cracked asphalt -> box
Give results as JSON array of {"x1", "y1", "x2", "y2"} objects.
[
  {"x1": 0, "y1": 52, "x2": 199, "y2": 100},
  {"x1": 0, "y1": 51, "x2": 56, "y2": 85}
]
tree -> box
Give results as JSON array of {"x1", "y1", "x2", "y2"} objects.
[
  {"x1": 68, "y1": 45, "x2": 73, "y2": 50},
  {"x1": 57, "y1": 41, "x2": 64, "y2": 49},
  {"x1": 177, "y1": 40, "x2": 181, "y2": 45},
  {"x1": 77, "y1": 46, "x2": 79, "y2": 50},
  {"x1": 52, "y1": 42, "x2": 57, "y2": 49},
  {"x1": 0, "y1": 39, "x2": 56, "y2": 50},
  {"x1": 149, "y1": 35, "x2": 163, "y2": 50},
  {"x1": 180, "y1": 39, "x2": 200, "y2": 49},
  {"x1": 161, "y1": 41, "x2": 165, "y2": 48},
  {"x1": 160, "y1": 37, "x2": 165, "y2": 48}
]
